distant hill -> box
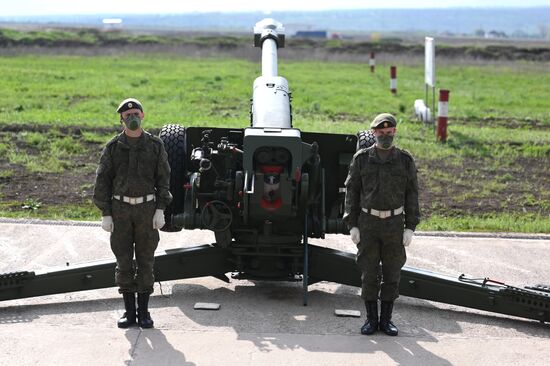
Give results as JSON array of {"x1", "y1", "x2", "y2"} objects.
[
  {"x1": 1, "y1": 8, "x2": 550, "y2": 37},
  {"x1": 1, "y1": 27, "x2": 549, "y2": 62}
]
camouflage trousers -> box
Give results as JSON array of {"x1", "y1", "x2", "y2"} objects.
[
  {"x1": 356, "y1": 212, "x2": 407, "y2": 302},
  {"x1": 111, "y1": 199, "x2": 159, "y2": 294}
]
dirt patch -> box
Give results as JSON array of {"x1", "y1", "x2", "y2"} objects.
[
  {"x1": 2, "y1": 164, "x2": 96, "y2": 206},
  {"x1": 417, "y1": 157, "x2": 549, "y2": 218},
  {"x1": 0, "y1": 124, "x2": 133, "y2": 135},
  {"x1": 0, "y1": 125, "x2": 163, "y2": 213},
  {"x1": 451, "y1": 117, "x2": 549, "y2": 130},
  {"x1": 0, "y1": 140, "x2": 100, "y2": 208}
]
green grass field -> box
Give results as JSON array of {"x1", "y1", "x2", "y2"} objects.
[
  {"x1": 1, "y1": 55, "x2": 550, "y2": 128},
  {"x1": 0, "y1": 54, "x2": 549, "y2": 232}
]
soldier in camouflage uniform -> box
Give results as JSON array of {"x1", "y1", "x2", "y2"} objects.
[
  {"x1": 343, "y1": 113, "x2": 420, "y2": 336},
  {"x1": 93, "y1": 98, "x2": 172, "y2": 329}
]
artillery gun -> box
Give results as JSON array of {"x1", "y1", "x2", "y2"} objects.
[{"x1": 1, "y1": 19, "x2": 549, "y2": 324}]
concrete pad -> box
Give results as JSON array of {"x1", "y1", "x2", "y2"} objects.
[
  {"x1": 334, "y1": 309, "x2": 361, "y2": 317},
  {"x1": 194, "y1": 302, "x2": 221, "y2": 310},
  {"x1": 0, "y1": 221, "x2": 549, "y2": 366}
]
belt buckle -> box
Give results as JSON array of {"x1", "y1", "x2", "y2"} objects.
[
  {"x1": 129, "y1": 197, "x2": 137, "y2": 205},
  {"x1": 379, "y1": 210, "x2": 390, "y2": 219}
]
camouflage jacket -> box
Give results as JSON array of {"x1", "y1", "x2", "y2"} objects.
[
  {"x1": 343, "y1": 145, "x2": 420, "y2": 230},
  {"x1": 93, "y1": 130, "x2": 172, "y2": 216}
]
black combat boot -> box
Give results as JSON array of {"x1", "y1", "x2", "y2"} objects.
[
  {"x1": 379, "y1": 301, "x2": 398, "y2": 336},
  {"x1": 360, "y1": 301, "x2": 379, "y2": 335},
  {"x1": 137, "y1": 293, "x2": 154, "y2": 328},
  {"x1": 117, "y1": 292, "x2": 137, "y2": 328}
]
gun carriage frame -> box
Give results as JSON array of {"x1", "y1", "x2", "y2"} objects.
[{"x1": 1, "y1": 19, "x2": 548, "y2": 324}]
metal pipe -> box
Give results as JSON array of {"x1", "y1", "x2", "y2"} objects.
[{"x1": 262, "y1": 38, "x2": 278, "y2": 77}]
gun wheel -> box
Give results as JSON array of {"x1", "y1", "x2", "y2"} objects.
[
  {"x1": 356, "y1": 130, "x2": 376, "y2": 151},
  {"x1": 159, "y1": 124, "x2": 187, "y2": 232}
]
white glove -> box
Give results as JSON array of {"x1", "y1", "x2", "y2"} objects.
[
  {"x1": 350, "y1": 227, "x2": 360, "y2": 245},
  {"x1": 403, "y1": 228, "x2": 414, "y2": 247},
  {"x1": 152, "y1": 209, "x2": 165, "y2": 229},
  {"x1": 101, "y1": 216, "x2": 114, "y2": 232}
]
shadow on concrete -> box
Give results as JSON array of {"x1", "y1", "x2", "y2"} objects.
[
  {"x1": 0, "y1": 295, "x2": 121, "y2": 324},
  {"x1": 124, "y1": 329, "x2": 195, "y2": 366},
  {"x1": 170, "y1": 282, "x2": 451, "y2": 364},
  {"x1": 167, "y1": 281, "x2": 549, "y2": 365},
  {"x1": 0, "y1": 279, "x2": 548, "y2": 365}
]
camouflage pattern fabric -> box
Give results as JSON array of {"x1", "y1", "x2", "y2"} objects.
[
  {"x1": 93, "y1": 131, "x2": 172, "y2": 215},
  {"x1": 93, "y1": 130, "x2": 172, "y2": 294},
  {"x1": 343, "y1": 145, "x2": 420, "y2": 301},
  {"x1": 343, "y1": 145, "x2": 420, "y2": 230},
  {"x1": 356, "y1": 213, "x2": 406, "y2": 301},
  {"x1": 111, "y1": 199, "x2": 159, "y2": 293}
]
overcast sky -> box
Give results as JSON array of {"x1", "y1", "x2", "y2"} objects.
[{"x1": 2, "y1": 0, "x2": 549, "y2": 16}]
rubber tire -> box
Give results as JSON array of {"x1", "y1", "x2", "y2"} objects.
[
  {"x1": 159, "y1": 124, "x2": 186, "y2": 232},
  {"x1": 356, "y1": 130, "x2": 376, "y2": 151}
]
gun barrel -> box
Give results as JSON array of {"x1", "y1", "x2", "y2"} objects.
[
  {"x1": 252, "y1": 18, "x2": 291, "y2": 129},
  {"x1": 262, "y1": 38, "x2": 278, "y2": 77}
]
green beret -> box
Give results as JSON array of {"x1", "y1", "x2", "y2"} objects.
[
  {"x1": 370, "y1": 113, "x2": 397, "y2": 129},
  {"x1": 116, "y1": 98, "x2": 143, "y2": 113}
]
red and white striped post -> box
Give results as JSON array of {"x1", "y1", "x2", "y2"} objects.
[
  {"x1": 390, "y1": 66, "x2": 397, "y2": 94},
  {"x1": 437, "y1": 89, "x2": 450, "y2": 142},
  {"x1": 369, "y1": 52, "x2": 375, "y2": 73}
]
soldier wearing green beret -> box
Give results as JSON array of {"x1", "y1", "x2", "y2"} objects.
[
  {"x1": 343, "y1": 113, "x2": 420, "y2": 336},
  {"x1": 93, "y1": 98, "x2": 172, "y2": 329}
]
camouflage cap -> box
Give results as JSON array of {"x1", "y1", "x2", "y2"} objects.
[
  {"x1": 370, "y1": 113, "x2": 397, "y2": 129},
  {"x1": 116, "y1": 98, "x2": 143, "y2": 113}
]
